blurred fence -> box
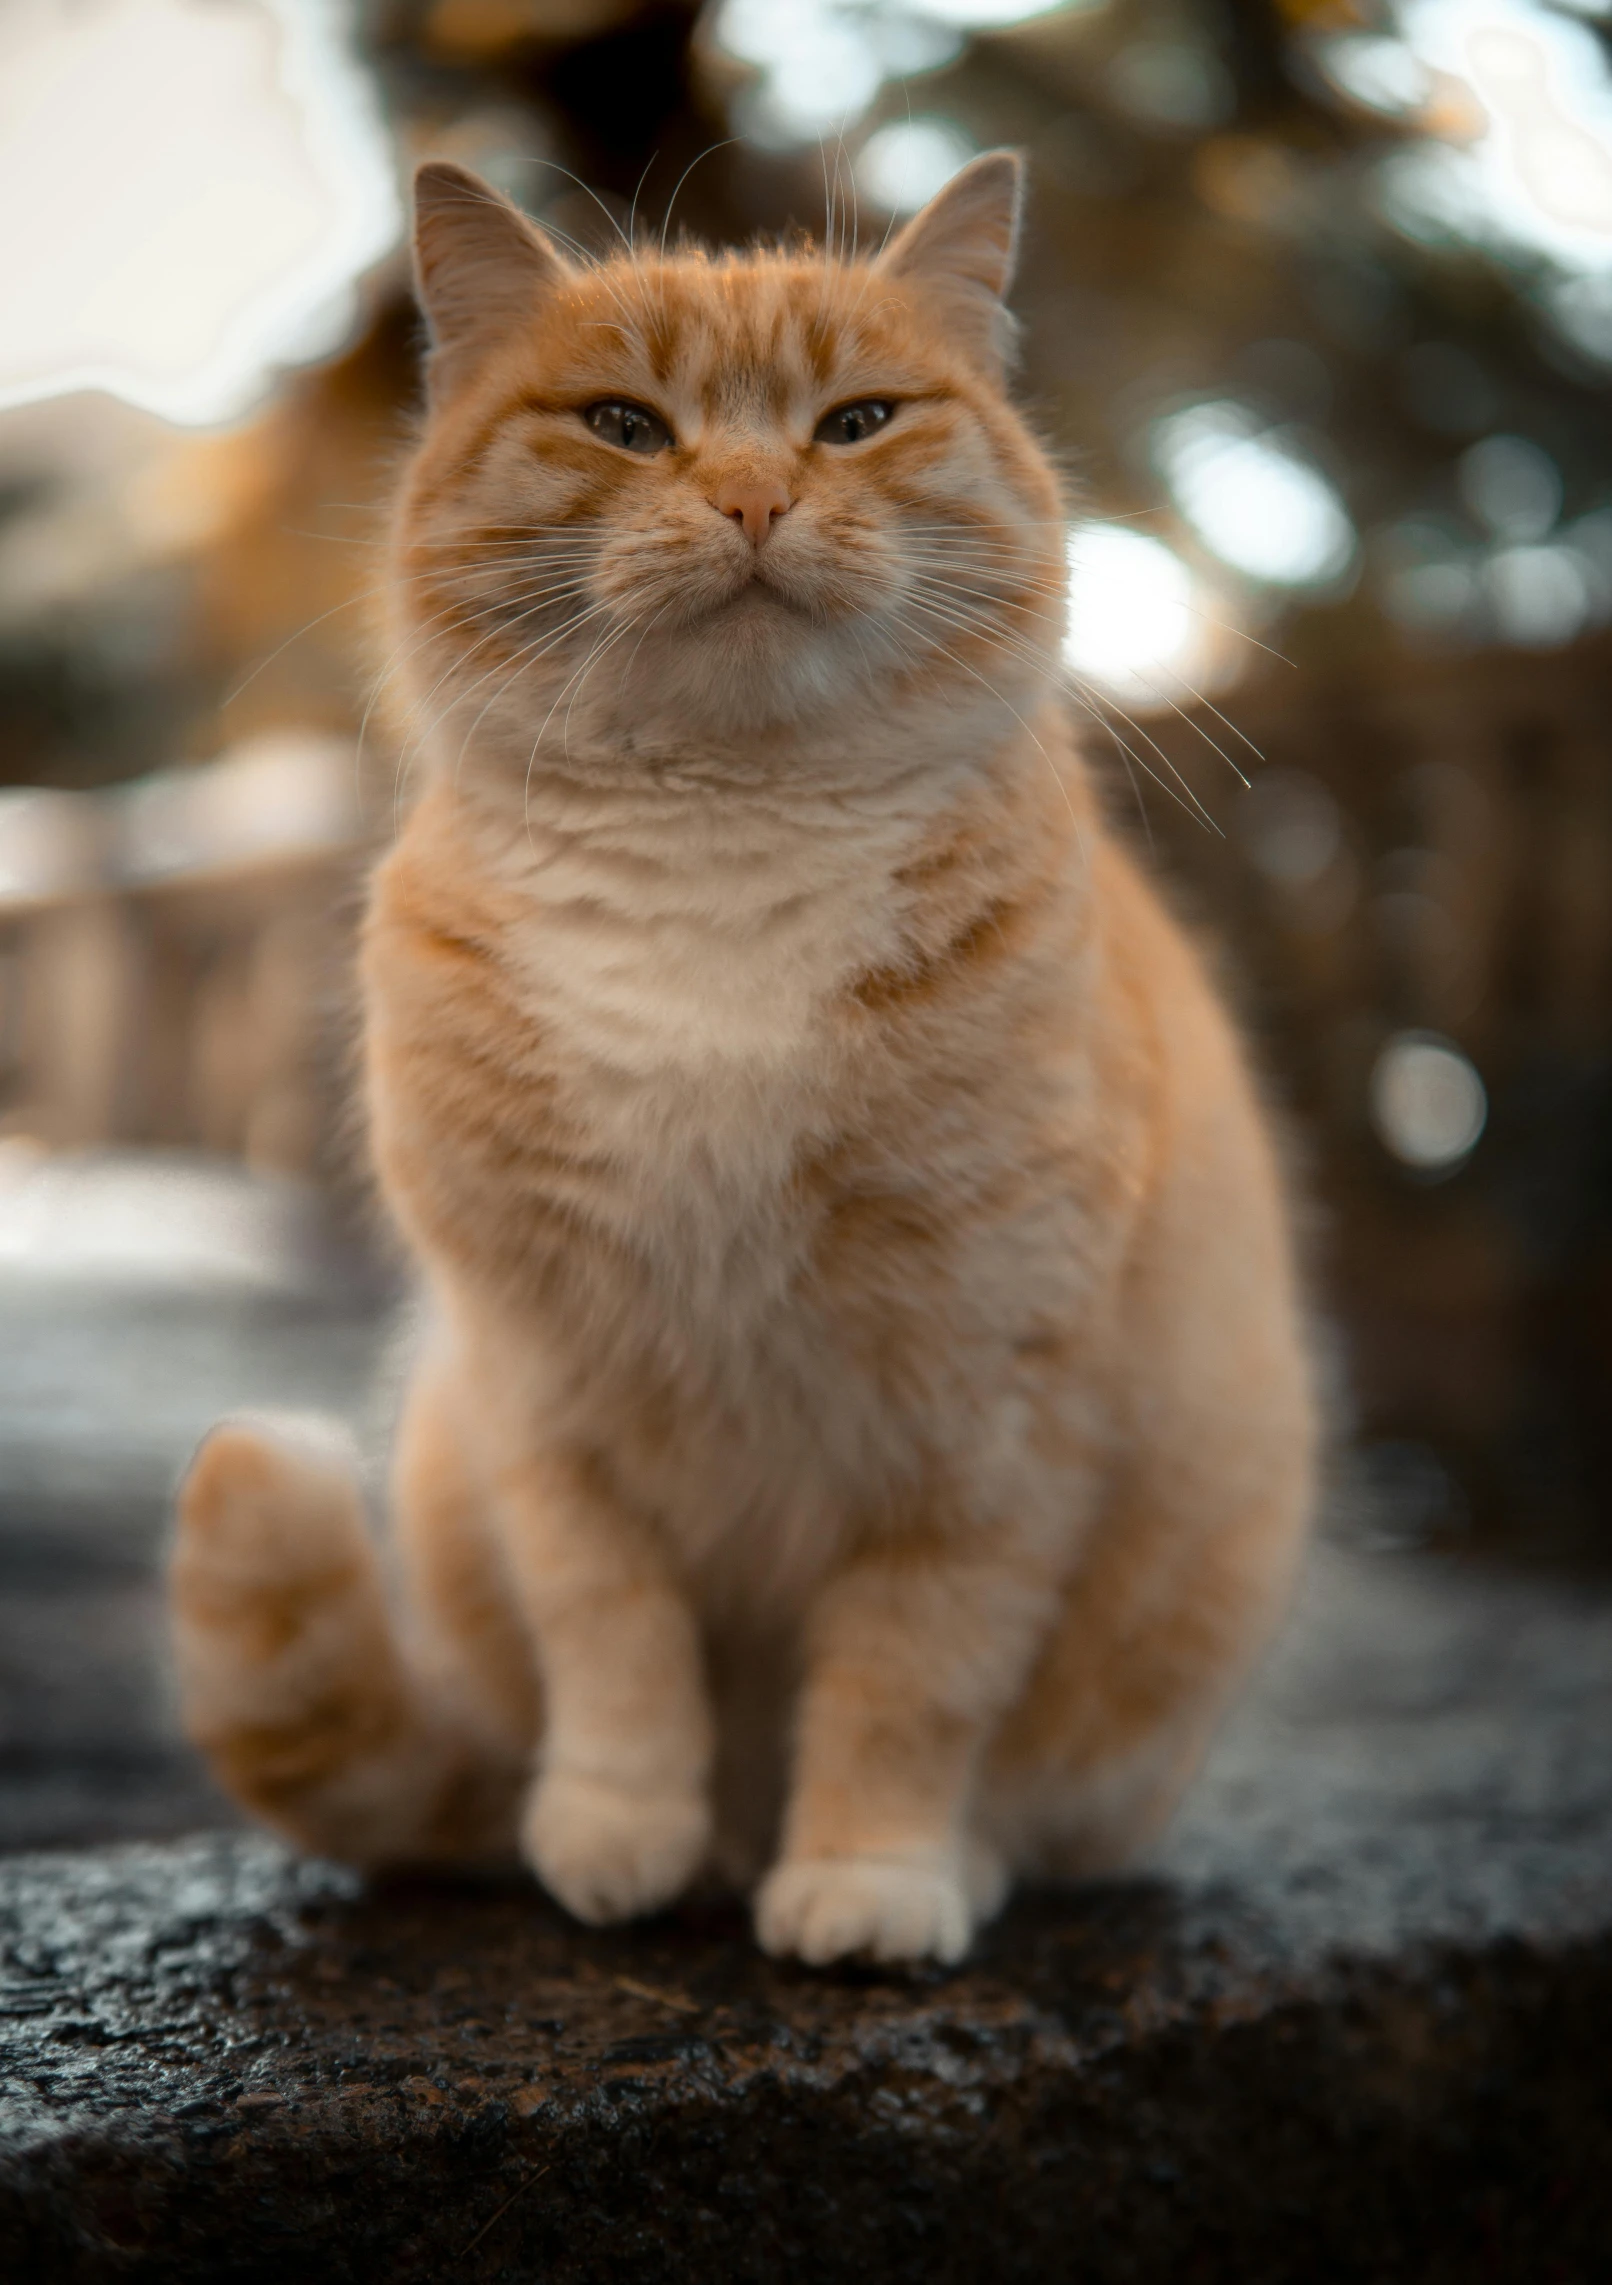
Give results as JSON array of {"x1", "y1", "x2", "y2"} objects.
[
  {"x1": 0, "y1": 735, "x2": 363, "y2": 1176},
  {"x1": 1143, "y1": 631, "x2": 1612, "y2": 1556}
]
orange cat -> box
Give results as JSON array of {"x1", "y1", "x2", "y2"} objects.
[{"x1": 170, "y1": 154, "x2": 1315, "y2": 1964}]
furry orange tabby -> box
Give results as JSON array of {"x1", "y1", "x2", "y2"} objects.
[{"x1": 170, "y1": 154, "x2": 1315, "y2": 1964}]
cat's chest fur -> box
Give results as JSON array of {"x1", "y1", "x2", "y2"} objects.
[
  {"x1": 487, "y1": 782, "x2": 924, "y2": 1182},
  {"x1": 373, "y1": 776, "x2": 938, "y2": 1334},
  {"x1": 507, "y1": 826, "x2": 874, "y2": 1088},
  {"x1": 369, "y1": 765, "x2": 1115, "y2": 1608}
]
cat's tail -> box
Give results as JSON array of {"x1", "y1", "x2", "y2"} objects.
[{"x1": 170, "y1": 1416, "x2": 522, "y2": 1866}]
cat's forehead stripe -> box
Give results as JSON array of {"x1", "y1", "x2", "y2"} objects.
[{"x1": 598, "y1": 259, "x2": 877, "y2": 417}]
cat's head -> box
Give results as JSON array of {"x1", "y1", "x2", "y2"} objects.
[{"x1": 391, "y1": 154, "x2": 1066, "y2": 775}]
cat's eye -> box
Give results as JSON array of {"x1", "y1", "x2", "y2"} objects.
[
  {"x1": 583, "y1": 401, "x2": 673, "y2": 455},
  {"x1": 814, "y1": 399, "x2": 895, "y2": 447}
]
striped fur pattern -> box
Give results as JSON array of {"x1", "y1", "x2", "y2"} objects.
[{"x1": 171, "y1": 154, "x2": 1316, "y2": 1964}]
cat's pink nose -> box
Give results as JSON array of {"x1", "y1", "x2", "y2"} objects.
[{"x1": 714, "y1": 477, "x2": 791, "y2": 548}]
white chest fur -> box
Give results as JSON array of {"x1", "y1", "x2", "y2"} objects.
[{"x1": 478, "y1": 784, "x2": 923, "y2": 1189}]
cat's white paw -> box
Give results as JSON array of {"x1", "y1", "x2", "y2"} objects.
[
  {"x1": 521, "y1": 1768, "x2": 710, "y2": 1925},
  {"x1": 754, "y1": 1855, "x2": 974, "y2": 1966}
]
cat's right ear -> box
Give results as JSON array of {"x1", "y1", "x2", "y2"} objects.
[
  {"x1": 874, "y1": 151, "x2": 1024, "y2": 375},
  {"x1": 412, "y1": 162, "x2": 571, "y2": 406}
]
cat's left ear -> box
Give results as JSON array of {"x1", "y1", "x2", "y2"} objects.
[
  {"x1": 412, "y1": 161, "x2": 573, "y2": 406},
  {"x1": 874, "y1": 151, "x2": 1024, "y2": 373}
]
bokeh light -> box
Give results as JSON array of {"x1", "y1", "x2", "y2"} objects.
[
  {"x1": 1104, "y1": 35, "x2": 1234, "y2": 132},
  {"x1": 1458, "y1": 435, "x2": 1563, "y2": 543},
  {"x1": 1485, "y1": 545, "x2": 1593, "y2": 647},
  {"x1": 1370, "y1": 1031, "x2": 1488, "y2": 1172},
  {"x1": 0, "y1": 0, "x2": 399, "y2": 428},
  {"x1": 1310, "y1": 33, "x2": 1431, "y2": 119},
  {"x1": 1367, "y1": 0, "x2": 1612, "y2": 381},
  {"x1": 714, "y1": 0, "x2": 1082, "y2": 150},
  {"x1": 916, "y1": 0, "x2": 1080, "y2": 23},
  {"x1": 1397, "y1": 0, "x2": 1612, "y2": 265},
  {"x1": 718, "y1": 0, "x2": 894, "y2": 145},
  {"x1": 1539, "y1": 270, "x2": 1612, "y2": 369},
  {"x1": 856, "y1": 118, "x2": 977, "y2": 213},
  {"x1": 1063, "y1": 522, "x2": 1216, "y2": 707},
  {"x1": 1152, "y1": 403, "x2": 1356, "y2": 590}
]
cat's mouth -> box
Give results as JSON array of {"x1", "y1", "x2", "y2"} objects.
[
  {"x1": 708, "y1": 544, "x2": 874, "y2": 627},
  {"x1": 597, "y1": 536, "x2": 873, "y2": 645},
  {"x1": 685, "y1": 566, "x2": 803, "y2": 626}
]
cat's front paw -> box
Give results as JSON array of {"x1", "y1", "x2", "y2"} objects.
[
  {"x1": 521, "y1": 1768, "x2": 710, "y2": 1925},
  {"x1": 754, "y1": 1854, "x2": 973, "y2": 1966}
]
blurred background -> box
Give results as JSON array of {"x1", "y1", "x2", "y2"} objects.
[{"x1": 1, "y1": 0, "x2": 1610, "y2": 1851}]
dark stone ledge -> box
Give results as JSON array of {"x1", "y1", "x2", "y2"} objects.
[{"x1": 3, "y1": 1546, "x2": 1612, "y2": 2283}]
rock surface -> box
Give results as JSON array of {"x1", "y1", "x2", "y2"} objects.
[{"x1": 2, "y1": 1545, "x2": 1610, "y2": 2284}]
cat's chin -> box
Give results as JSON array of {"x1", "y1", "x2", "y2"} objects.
[
  {"x1": 639, "y1": 610, "x2": 885, "y2": 738},
  {"x1": 648, "y1": 592, "x2": 829, "y2": 690}
]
